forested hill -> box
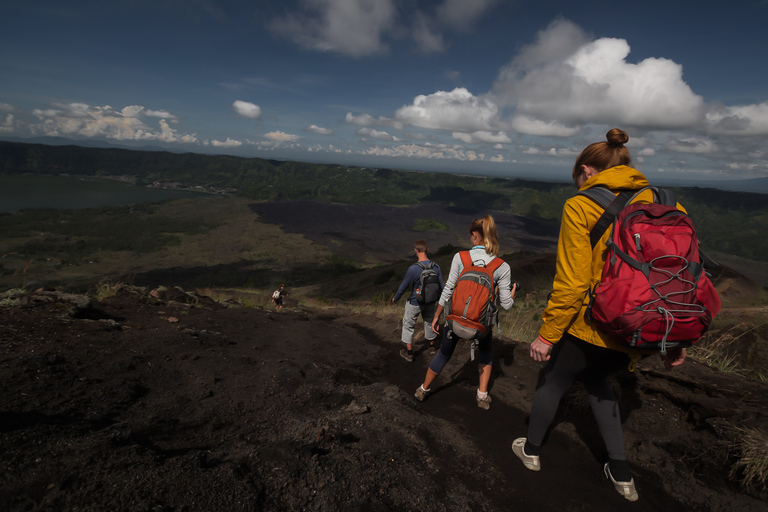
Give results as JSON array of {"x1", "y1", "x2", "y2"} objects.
[{"x1": 2, "y1": 140, "x2": 768, "y2": 262}]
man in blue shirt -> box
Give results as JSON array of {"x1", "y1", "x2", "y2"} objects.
[{"x1": 392, "y1": 240, "x2": 444, "y2": 362}]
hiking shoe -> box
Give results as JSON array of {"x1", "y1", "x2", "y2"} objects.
[
  {"x1": 428, "y1": 342, "x2": 437, "y2": 356},
  {"x1": 512, "y1": 437, "x2": 540, "y2": 472},
  {"x1": 414, "y1": 385, "x2": 429, "y2": 402},
  {"x1": 604, "y1": 463, "x2": 638, "y2": 502},
  {"x1": 477, "y1": 394, "x2": 492, "y2": 410},
  {"x1": 399, "y1": 349, "x2": 414, "y2": 362}
]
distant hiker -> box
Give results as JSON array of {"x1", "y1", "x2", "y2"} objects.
[
  {"x1": 392, "y1": 240, "x2": 444, "y2": 362},
  {"x1": 414, "y1": 215, "x2": 518, "y2": 410},
  {"x1": 272, "y1": 284, "x2": 288, "y2": 312},
  {"x1": 511, "y1": 129, "x2": 718, "y2": 502}
]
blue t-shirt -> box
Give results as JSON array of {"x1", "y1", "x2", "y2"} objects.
[{"x1": 393, "y1": 260, "x2": 444, "y2": 306}]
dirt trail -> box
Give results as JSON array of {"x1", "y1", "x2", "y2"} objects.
[{"x1": 1, "y1": 288, "x2": 766, "y2": 511}]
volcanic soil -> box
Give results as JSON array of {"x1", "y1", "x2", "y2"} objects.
[{"x1": 2, "y1": 285, "x2": 767, "y2": 511}]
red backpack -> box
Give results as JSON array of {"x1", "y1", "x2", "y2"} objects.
[
  {"x1": 446, "y1": 251, "x2": 503, "y2": 340},
  {"x1": 579, "y1": 187, "x2": 721, "y2": 355}
]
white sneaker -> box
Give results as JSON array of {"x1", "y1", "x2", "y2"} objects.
[
  {"x1": 511, "y1": 437, "x2": 540, "y2": 471},
  {"x1": 414, "y1": 385, "x2": 429, "y2": 402},
  {"x1": 604, "y1": 463, "x2": 639, "y2": 501}
]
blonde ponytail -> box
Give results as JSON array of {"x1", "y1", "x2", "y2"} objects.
[{"x1": 470, "y1": 215, "x2": 499, "y2": 256}]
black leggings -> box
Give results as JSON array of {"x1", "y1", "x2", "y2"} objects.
[{"x1": 527, "y1": 333, "x2": 630, "y2": 461}]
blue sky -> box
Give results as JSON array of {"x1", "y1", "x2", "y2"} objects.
[{"x1": 1, "y1": 0, "x2": 767, "y2": 182}]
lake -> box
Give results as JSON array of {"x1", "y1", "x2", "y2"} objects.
[{"x1": 0, "y1": 175, "x2": 208, "y2": 213}]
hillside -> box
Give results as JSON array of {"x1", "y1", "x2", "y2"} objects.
[
  {"x1": 3, "y1": 141, "x2": 768, "y2": 263},
  {"x1": 1, "y1": 286, "x2": 767, "y2": 511}
]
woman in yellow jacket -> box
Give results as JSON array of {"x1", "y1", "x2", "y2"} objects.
[{"x1": 511, "y1": 129, "x2": 686, "y2": 502}]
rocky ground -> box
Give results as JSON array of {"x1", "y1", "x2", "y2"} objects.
[{"x1": 1, "y1": 286, "x2": 768, "y2": 511}]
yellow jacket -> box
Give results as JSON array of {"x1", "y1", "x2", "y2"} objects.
[{"x1": 538, "y1": 165, "x2": 684, "y2": 352}]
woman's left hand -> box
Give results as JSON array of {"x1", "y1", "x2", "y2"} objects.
[{"x1": 530, "y1": 337, "x2": 552, "y2": 362}]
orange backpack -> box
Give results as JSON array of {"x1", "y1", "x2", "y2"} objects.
[{"x1": 446, "y1": 251, "x2": 503, "y2": 340}]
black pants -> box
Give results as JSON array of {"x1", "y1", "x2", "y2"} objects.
[{"x1": 527, "y1": 333, "x2": 630, "y2": 460}]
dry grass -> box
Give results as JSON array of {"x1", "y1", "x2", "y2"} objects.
[
  {"x1": 497, "y1": 293, "x2": 545, "y2": 342},
  {"x1": 730, "y1": 426, "x2": 768, "y2": 492},
  {"x1": 691, "y1": 322, "x2": 767, "y2": 375}
]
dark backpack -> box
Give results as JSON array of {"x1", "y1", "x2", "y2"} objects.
[
  {"x1": 579, "y1": 186, "x2": 721, "y2": 355},
  {"x1": 415, "y1": 261, "x2": 441, "y2": 304},
  {"x1": 445, "y1": 252, "x2": 503, "y2": 340}
]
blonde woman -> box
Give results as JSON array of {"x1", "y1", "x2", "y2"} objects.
[{"x1": 414, "y1": 215, "x2": 518, "y2": 410}]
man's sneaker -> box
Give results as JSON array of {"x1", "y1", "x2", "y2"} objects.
[
  {"x1": 511, "y1": 437, "x2": 540, "y2": 472},
  {"x1": 399, "y1": 349, "x2": 414, "y2": 362},
  {"x1": 604, "y1": 463, "x2": 638, "y2": 501},
  {"x1": 414, "y1": 385, "x2": 429, "y2": 402},
  {"x1": 477, "y1": 394, "x2": 492, "y2": 410}
]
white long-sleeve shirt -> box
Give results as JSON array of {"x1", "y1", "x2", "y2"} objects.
[{"x1": 438, "y1": 248, "x2": 514, "y2": 311}]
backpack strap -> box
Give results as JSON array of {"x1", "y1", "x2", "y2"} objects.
[
  {"x1": 459, "y1": 251, "x2": 503, "y2": 274},
  {"x1": 458, "y1": 250, "x2": 473, "y2": 269},
  {"x1": 578, "y1": 188, "x2": 635, "y2": 249},
  {"x1": 578, "y1": 186, "x2": 678, "y2": 249},
  {"x1": 485, "y1": 256, "x2": 504, "y2": 273}
]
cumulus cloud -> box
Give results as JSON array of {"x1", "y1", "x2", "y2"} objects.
[
  {"x1": 270, "y1": 0, "x2": 397, "y2": 57},
  {"x1": 270, "y1": 0, "x2": 501, "y2": 57},
  {"x1": 491, "y1": 19, "x2": 705, "y2": 136},
  {"x1": 345, "y1": 112, "x2": 401, "y2": 129},
  {"x1": 706, "y1": 101, "x2": 768, "y2": 136},
  {"x1": 306, "y1": 124, "x2": 333, "y2": 135},
  {"x1": 395, "y1": 88, "x2": 499, "y2": 132},
  {"x1": 452, "y1": 131, "x2": 511, "y2": 144},
  {"x1": 356, "y1": 127, "x2": 399, "y2": 141},
  {"x1": 0, "y1": 114, "x2": 14, "y2": 134},
  {"x1": 26, "y1": 103, "x2": 197, "y2": 144},
  {"x1": 233, "y1": 100, "x2": 262, "y2": 119},
  {"x1": 145, "y1": 109, "x2": 177, "y2": 119},
  {"x1": 412, "y1": 12, "x2": 444, "y2": 53},
  {"x1": 666, "y1": 137, "x2": 718, "y2": 154},
  {"x1": 265, "y1": 131, "x2": 301, "y2": 142},
  {"x1": 509, "y1": 116, "x2": 580, "y2": 137},
  {"x1": 436, "y1": 0, "x2": 498, "y2": 31},
  {"x1": 361, "y1": 142, "x2": 488, "y2": 162},
  {"x1": 210, "y1": 138, "x2": 242, "y2": 148}
]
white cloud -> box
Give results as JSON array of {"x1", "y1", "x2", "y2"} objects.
[
  {"x1": 412, "y1": 12, "x2": 444, "y2": 53},
  {"x1": 638, "y1": 147, "x2": 656, "y2": 157},
  {"x1": 395, "y1": 87, "x2": 499, "y2": 132},
  {"x1": 270, "y1": 0, "x2": 397, "y2": 57},
  {"x1": 360, "y1": 142, "x2": 493, "y2": 162},
  {"x1": 306, "y1": 124, "x2": 333, "y2": 135},
  {"x1": 265, "y1": 131, "x2": 301, "y2": 142},
  {"x1": 211, "y1": 138, "x2": 243, "y2": 148},
  {"x1": 491, "y1": 19, "x2": 705, "y2": 135},
  {"x1": 706, "y1": 101, "x2": 768, "y2": 136},
  {"x1": 270, "y1": 0, "x2": 501, "y2": 57},
  {"x1": 666, "y1": 137, "x2": 718, "y2": 154},
  {"x1": 452, "y1": 130, "x2": 511, "y2": 144},
  {"x1": 233, "y1": 100, "x2": 262, "y2": 119},
  {"x1": 145, "y1": 109, "x2": 177, "y2": 119},
  {"x1": 356, "y1": 127, "x2": 399, "y2": 141},
  {"x1": 0, "y1": 103, "x2": 14, "y2": 112},
  {"x1": 509, "y1": 116, "x2": 580, "y2": 137},
  {"x1": 436, "y1": 0, "x2": 498, "y2": 31},
  {"x1": 0, "y1": 114, "x2": 14, "y2": 133},
  {"x1": 27, "y1": 103, "x2": 198, "y2": 144},
  {"x1": 345, "y1": 111, "x2": 401, "y2": 129}
]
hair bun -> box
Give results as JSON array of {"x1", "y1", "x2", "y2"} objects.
[{"x1": 606, "y1": 128, "x2": 629, "y2": 147}]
